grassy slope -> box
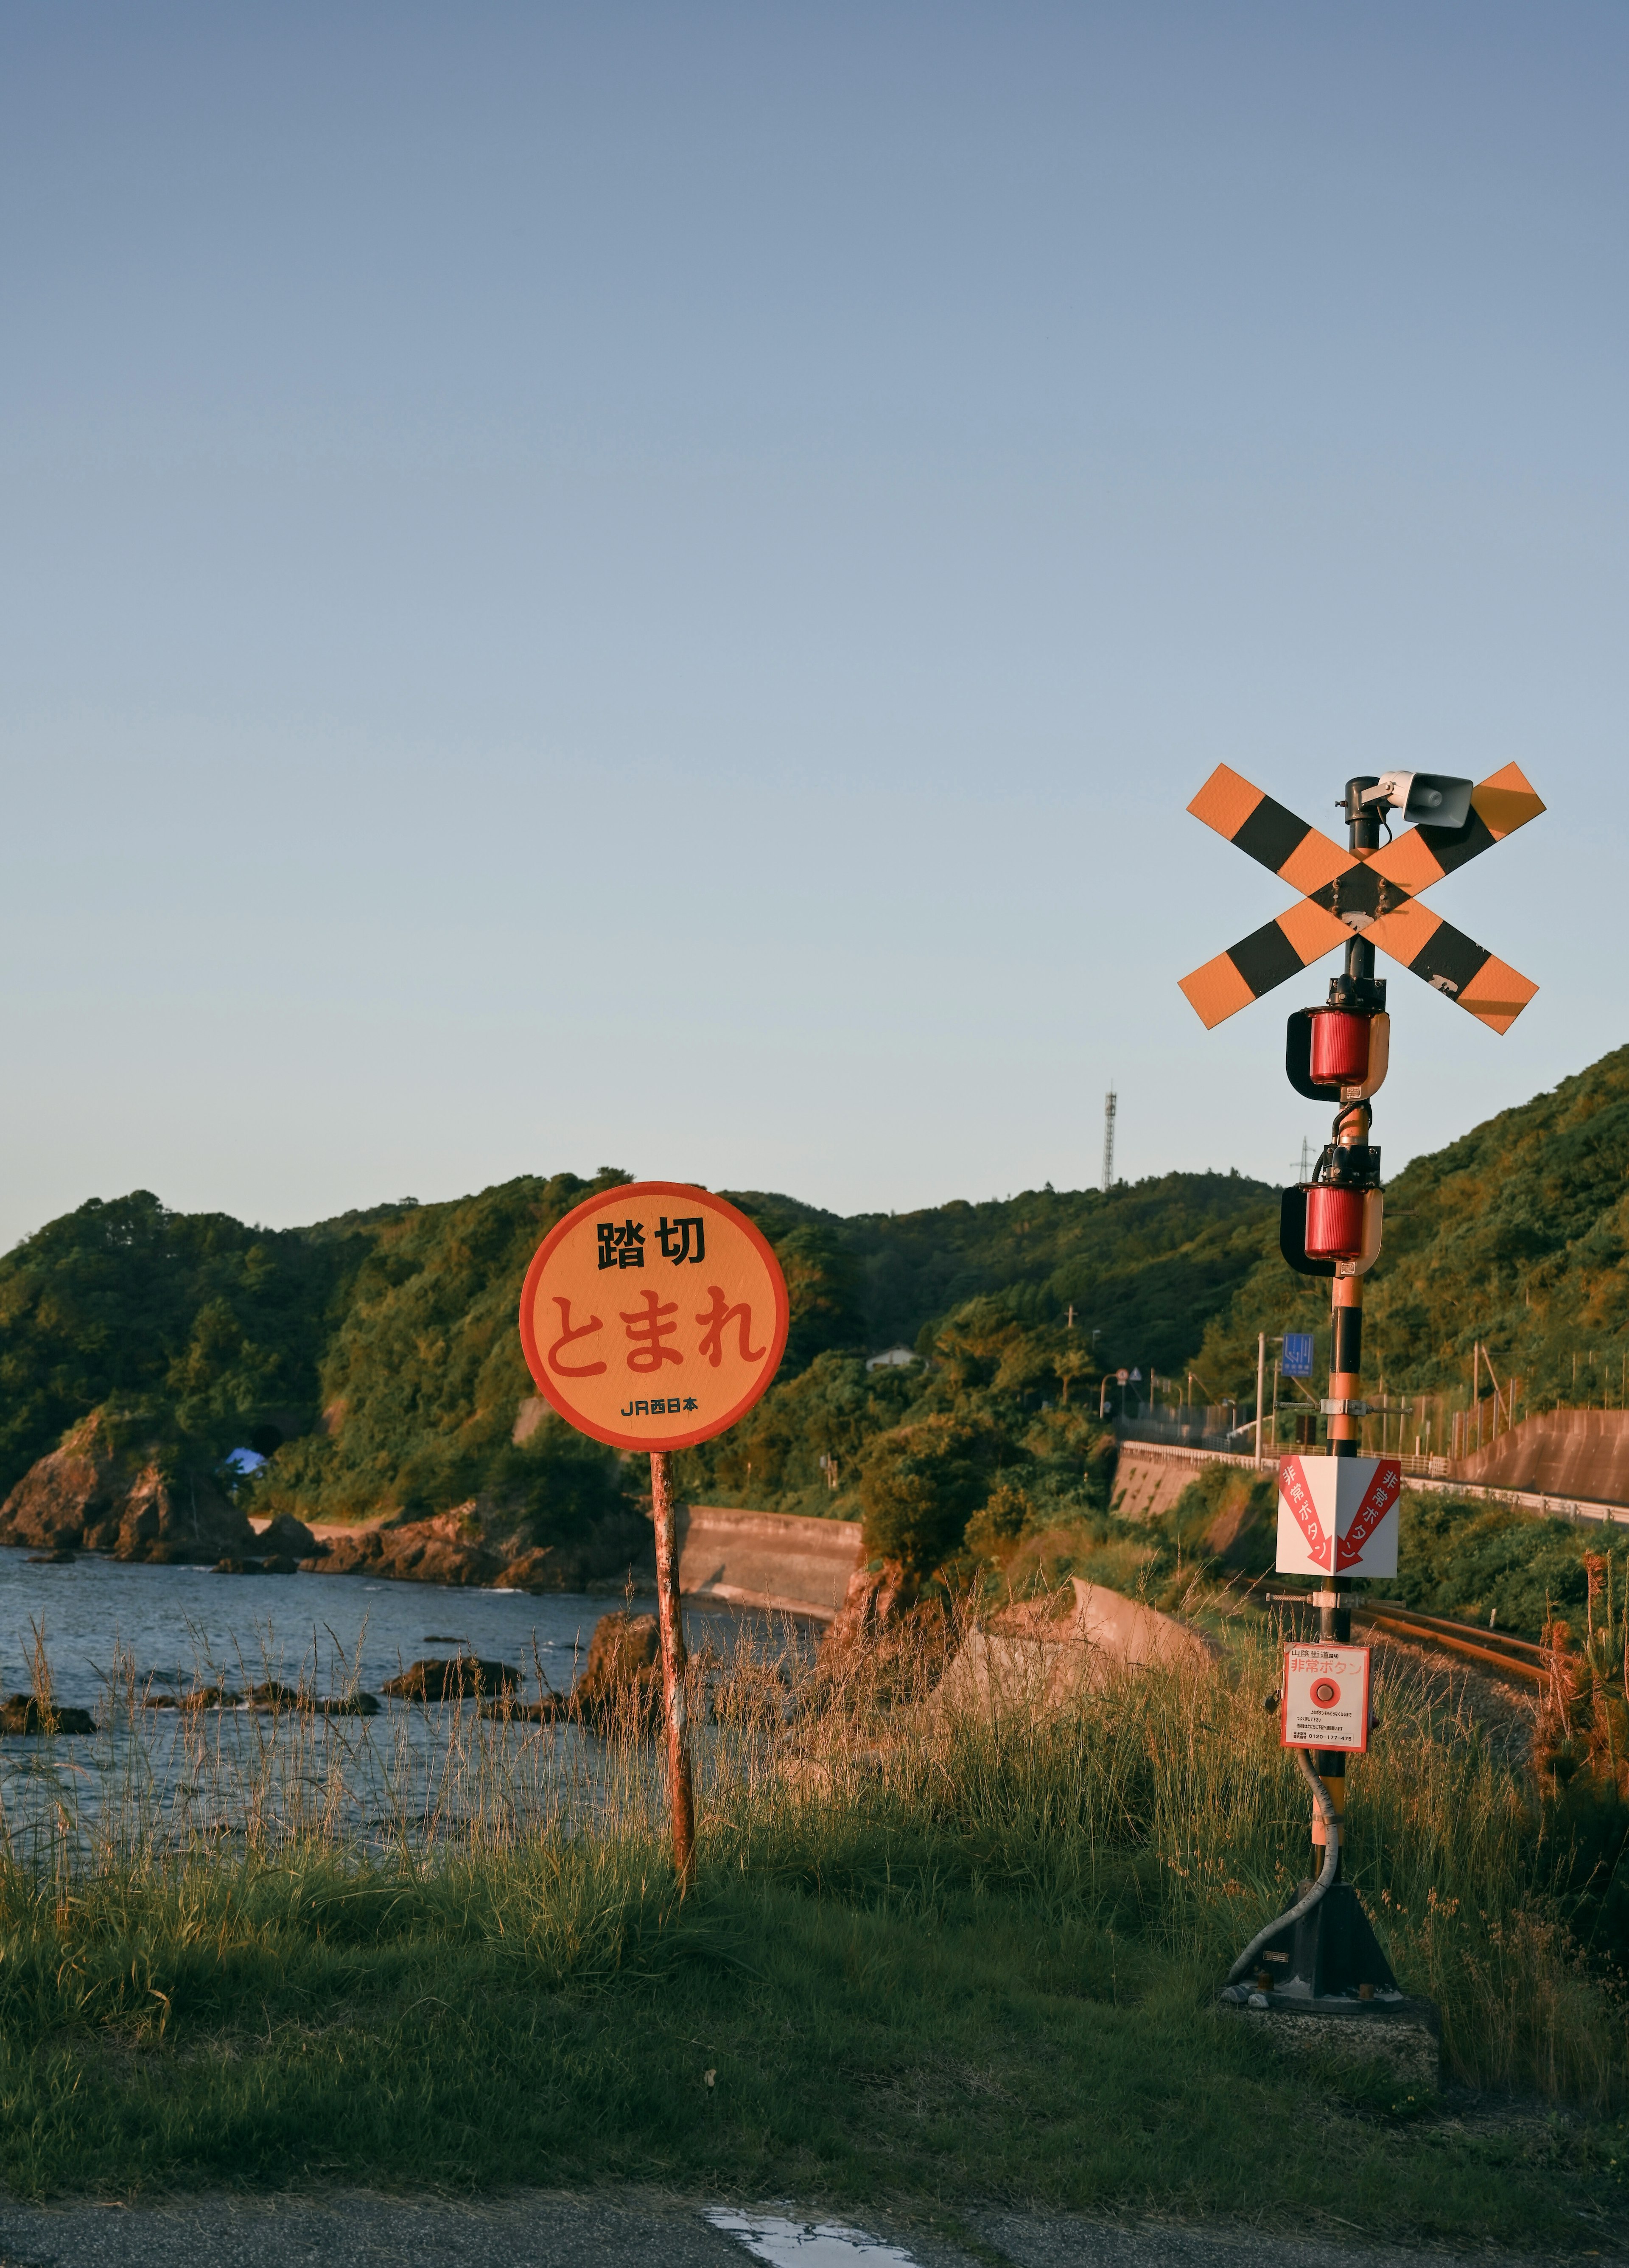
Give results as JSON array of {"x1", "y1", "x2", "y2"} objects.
[
  {"x1": 826, "y1": 1170, "x2": 1275, "y2": 1366},
  {"x1": 3, "y1": 1629, "x2": 1625, "y2": 2242},
  {"x1": 257, "y1": 1168, "x2": 633, "y2": 1524},
  {"x1": 3, "y1": 1860, "x2": 1615, "y2": 2247}
]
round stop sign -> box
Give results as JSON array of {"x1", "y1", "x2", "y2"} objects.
[{"x1": 518, "y1": 1181, "x2": 789, "y2": 1452}]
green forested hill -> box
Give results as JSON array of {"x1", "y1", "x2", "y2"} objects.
[
  {"x1": 1192, "y1": 1042, "x2": 1629, "y2": 1421},
  {"x1": 0, "y1": 1191, "x2": 395, "y2": 1500},
  {"x1": 9, "y1": 1040, "x2": 1629, "y2": 1542},
  {"x1": 728, "y1": 1170, "x2": 1275, "y2": 1365},
  {"x1": 0, "y1": 1162, "x2": 1276, "y2": 1526}
]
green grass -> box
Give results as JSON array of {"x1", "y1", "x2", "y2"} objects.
[
  {"x1": 1, "y1": 1615, "x2": 1626, "y2": 2247},
  {"x1": 0, "y1": 1846, "x2": 1621, "y2": 2248}
]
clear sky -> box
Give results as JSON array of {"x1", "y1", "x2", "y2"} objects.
[{"x1": 2, "y1": 1, "x2": 1623, "y2": 1249}]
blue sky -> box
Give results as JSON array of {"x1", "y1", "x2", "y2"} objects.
[{"x1": 2, "y1": 1, "x2": 1623, "y2": 1247}]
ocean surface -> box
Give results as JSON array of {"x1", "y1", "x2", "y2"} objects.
[
  {"x1": 0, "y1": 1550, "x2": 799, "y2": 1858},
  {"x1": 0, "y1": 1548, "x2": 767, "y2": 1708}
]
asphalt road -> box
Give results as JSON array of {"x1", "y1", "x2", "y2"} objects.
[{"x1": 0, "y1": 2192, "x2": 1613, "y2": 2268}]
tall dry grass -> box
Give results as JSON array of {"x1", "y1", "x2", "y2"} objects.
[{"x1": 0, "y1": 1602, "x2": 1622, "y2": 2103}]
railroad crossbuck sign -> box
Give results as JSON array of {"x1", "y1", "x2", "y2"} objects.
[
  {"x1": 1281, "y1": 1643, "x2": 1372, "y2": 1755},
  {"x1": 519, "y1": 1182, "x2": 789, "y2": 1453},
  {"x1": 1276, "y1": 1455, "x2": 1401, "y2": 1578},
  {"x1": 1178, "y1": 763, "x2": 1545, "y2": 1032}
]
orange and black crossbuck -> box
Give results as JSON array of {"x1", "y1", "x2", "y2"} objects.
[{"x1": 1178, "y1": 763, "x2": 1545, "y2": 1035}]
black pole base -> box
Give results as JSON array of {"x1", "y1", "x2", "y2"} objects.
[
  {"x1": 1246, "y1": 1878, "x2": 1399, "y2": 2000},
  {"x1": 1219, "y1": 1880, "x2": 1440, "y2": 2089}
]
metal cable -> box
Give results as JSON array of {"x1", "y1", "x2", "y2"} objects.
[{"x1": 1225, "y1": 1746, "x2": 1340, "y2": 1986}]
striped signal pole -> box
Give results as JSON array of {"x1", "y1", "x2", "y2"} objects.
[{"x1": 1183, "y1": 758, "x2": 1545, "y2": 1972}]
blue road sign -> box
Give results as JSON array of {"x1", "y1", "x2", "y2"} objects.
[{"x1": 1282, "y1": 1332, "x2": 1315, "y2": 1379}]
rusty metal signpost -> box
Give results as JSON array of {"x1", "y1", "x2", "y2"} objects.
[
  {"x1": 1182, "y1": 762, "x2": 1545, "y2": 2028},
  {"x1": 518, "y1": 1182, "x2": 789, "y2": 1888}
]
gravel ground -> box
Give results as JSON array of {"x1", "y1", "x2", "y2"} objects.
[{"x1": 0, "y1": 2192, "x2": 1614, "y2": 2268}]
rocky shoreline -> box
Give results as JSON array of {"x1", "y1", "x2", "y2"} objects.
[{"x1": 0, "y1": 1414, "x2": 651, "y2": 1595}]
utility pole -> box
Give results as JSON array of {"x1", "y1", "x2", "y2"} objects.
[
  {"x1": 1254, "y1": 1332, "x2": 1267, "y2": 1468},
  {"x1": 1102, "y1": 1088, "x2": 1117, "y2": 1194}
]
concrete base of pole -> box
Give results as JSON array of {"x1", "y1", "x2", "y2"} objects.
[{"x1": 1216, "y1": 1990, "x2": 1441, "y2": 2091}]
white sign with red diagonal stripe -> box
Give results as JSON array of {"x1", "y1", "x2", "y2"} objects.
[{"x1": 1275, "y1": 1456, "x2": 1401, "y2": 1577}]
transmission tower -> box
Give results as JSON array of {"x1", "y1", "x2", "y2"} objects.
[{"x1": 1102, "y1": 1088, "x2": 1117, "y2": 1192}]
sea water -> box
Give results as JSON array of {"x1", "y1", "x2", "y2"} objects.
[{"x1": 0, "y1": 1548, "x2": 801, "y2": 1859}]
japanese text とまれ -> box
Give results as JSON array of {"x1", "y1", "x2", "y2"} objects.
[{"x1": 519, "y1": 1183, "x2": 791, "y2": 1452}]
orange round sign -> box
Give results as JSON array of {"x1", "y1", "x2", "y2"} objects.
[{"x1": 518, "y1": 1181, "x2": 789, "y2": 1452}]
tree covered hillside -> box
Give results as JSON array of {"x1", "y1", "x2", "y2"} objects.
[
  {"x1": 732, "y1": 1169, "x2": 1276, "y2": 1365},
  {"x1": 1192, "y1": 1042, "x2": 1629, "y2": 1421},
  {"x1": 0, "y1": 1165, "x2": 1276, "y2": 1536},
  {"x1": 11, "y1": 1042, "x2": 1629, "y2": 1550},
  {"x1": 0, "y1": 1190, "x2": 400, "y2": 1499}
]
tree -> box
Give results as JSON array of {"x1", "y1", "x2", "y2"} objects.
[{"x1": 859, "y1": 1417, "x2": 1001, "y2": 1579}]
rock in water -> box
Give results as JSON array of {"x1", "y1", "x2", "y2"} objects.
[
  {"x1": 478, "y1": 1612, "x2": 663, "y2": 1730},
  {"x1": 492, "y1": 1545, "x2": 557, "y2": 1592},
  {"x1": 571, "y1": 1611, "x2": 663, "y2": 1730},
  {"x1": 315, "y1": 1506, "x2": 504, "y2": 1588},
  {"x1": 380, "y1": 1656, "x2": 522, "y2": 1701},
  {"x1": 0, "y1": 1694, "x2": 97, "y2": 1735},
  {"x1": 0, "y1": 1411, "x2": 255, "y2": 1564},
  {"x1": 256, "y1": 1510, "x2": 322, "y2": 1559}
]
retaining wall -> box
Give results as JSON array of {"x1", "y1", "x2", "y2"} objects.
[
  {"x1": 675, "y1": 1505, "x2": 864, "y2": 1620},
  {"x1": 1455, "y1": 1408, "x2": 1629, "y2": 1508}
]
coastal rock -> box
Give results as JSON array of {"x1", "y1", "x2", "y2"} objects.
[
  {"x1": 479, "y1": 1611, "x2": 664, "y2": 1731},
  {"x1": 576, "y1": 1610, "x2": 661, "y2": 1705},
  {"x1": 257, "y1": 1511, "x2": 322, "y2": 1559},
  {"x1": 380, "y1": 1655, "x2": 521, "y2": 1702},
  {"x1": 315, "y1": 1508, "x2": 504, "y2": 1588},
  {"x1": 822, "y1": 1560, "x2": 918, "y2": 1651},
  {"x1": 493, "y1": 1545, "x2": 557, "y2": 1592},
  {"x1": 0, "y1": 1693, "x2": 97, "y2": 1735},
  {"x1": 0, "y1": 1420, "x2": 124, "y2": 1551},
  {"x1": 0, "y1": 1413, "x2": 255, "y2": 1564},
  {"x1": 296, "y1": 1501, "x2": 652, "y2": 1593}
]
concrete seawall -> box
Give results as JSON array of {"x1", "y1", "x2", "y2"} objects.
[{"x1": 676, "y1": 1505, "x2": 865, "y2": 1620}]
